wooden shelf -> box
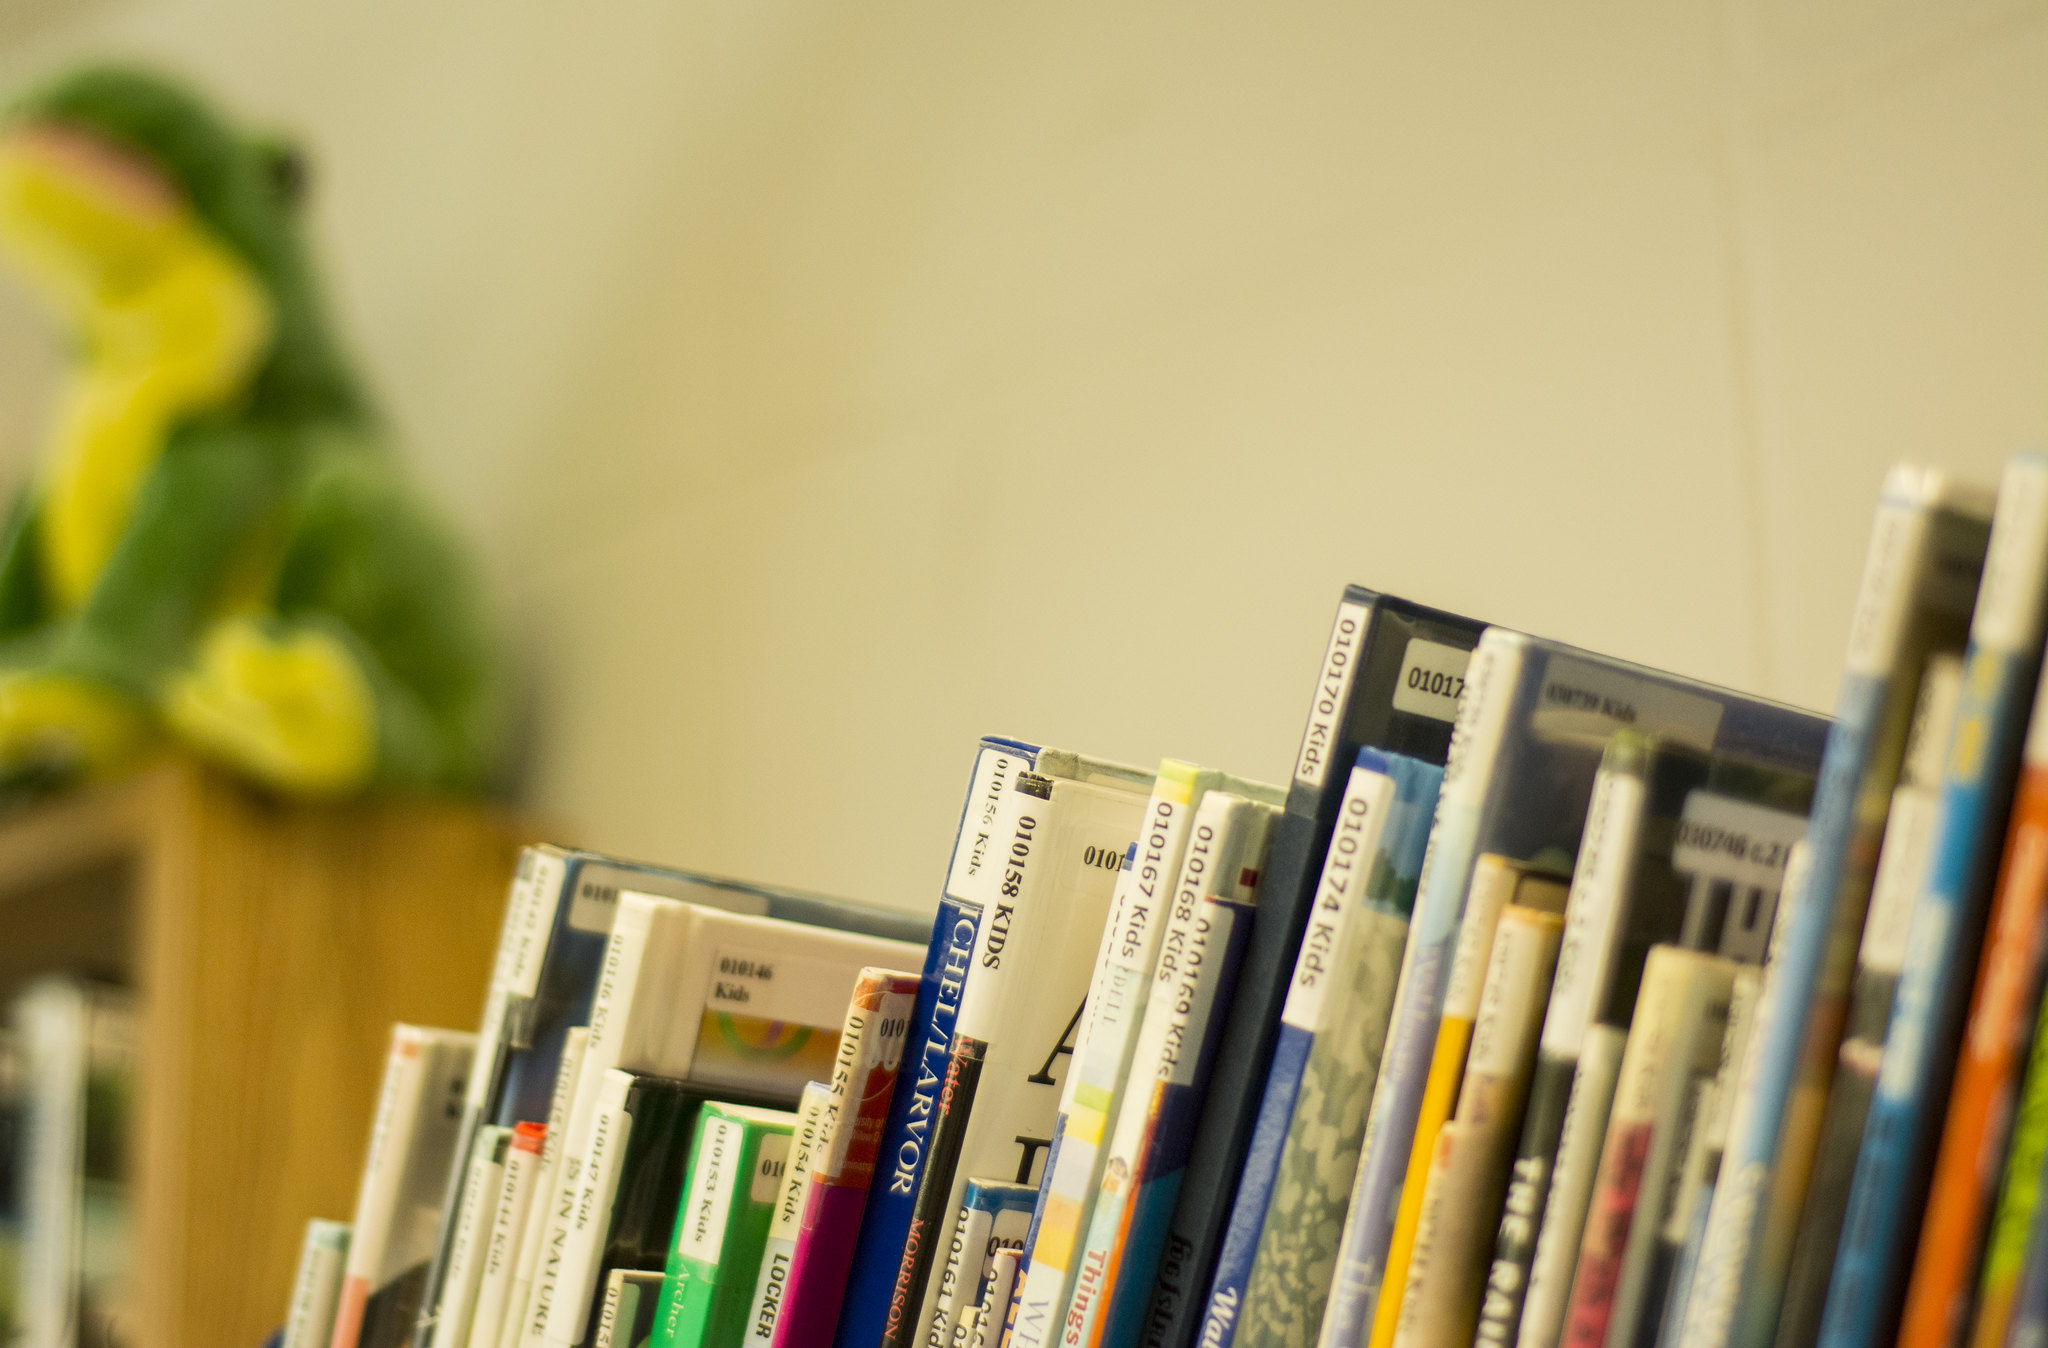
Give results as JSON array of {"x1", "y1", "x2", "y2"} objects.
[{"x1": 0, "y1": 757, "x2": 531, "y2": 1348}]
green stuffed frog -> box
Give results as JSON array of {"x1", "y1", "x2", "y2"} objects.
[{"x1": 0, "y1": 66, "x2": 503, "y2": 797}]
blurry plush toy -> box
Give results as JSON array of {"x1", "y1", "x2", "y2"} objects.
[{"x1": 0, "y1": 65, "x2": 503, "y2": 797}]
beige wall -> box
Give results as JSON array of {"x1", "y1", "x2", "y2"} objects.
[{"x1": 0, "y1": 2, "x2": 2041, "y2": 914}]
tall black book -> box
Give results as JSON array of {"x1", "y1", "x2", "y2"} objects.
[{"x1": 1139, "y1": 586, "x2": 1487, "y2": 1348}]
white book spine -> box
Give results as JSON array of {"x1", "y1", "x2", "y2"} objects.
[
  {"x1": 540, "y1": 1069, "x2": 639, "y2": 1346},
  {"x1": 501, "y1": 1027, "x2": 588, "y2": 1348},
  {"x1": 1518, "y1": 1024, "x2": 1626, "y2": 1348},
  {"x1": 524, "y1": 898, "x2": 688, "y2": 1348},
  {"x1": 469, "y1": 1125, "x2": 544, "y2": 1348},
  {"x1": 915, "y1": 773, "x2": 1147, "y2": 1343},
  {"x1": 334, "y1": 1026, "x2": 435, "y2": 1348},
  {"x1": 745, "y1": 1083, "x2": 832, "y2": 1343},
  {"x1": 433, "y1": 1128, "x2": 512, "y2": 1348},
  {"x1": 285, "y1": 1221, "x2": 353, "y2": 1348}
]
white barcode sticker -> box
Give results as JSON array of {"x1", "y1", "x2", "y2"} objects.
[
  {"x1": 679, "y1": 1116, "x2": 742, "y2": 1263},
  {"x1": 1295, "y1": 599, "x2": 1374, "y2": 787},
  {"x1": 1391, "y1": 639, "x2": 1471, "y2": 723}
]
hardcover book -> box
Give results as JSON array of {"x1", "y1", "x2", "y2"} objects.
[
  {"x1": 1558, "y1": 946, "x2": 1735, "y2": 1348},
  {"x1": 883, "y1": 765, "x2": 1151, "y2": 1348},
  {"x1": 1057, "y1": 789, "x2": 1281, "y2": 1348},
  {"x1": 775, "y1": 968, "x2": 920, "y2": 1348},
  {"x1": 332, "y1": 1024, "x2": 476, "y2": 1348},
  {"x1": 651, "y1": 1102, "x2": 797, "y2": 1348},
  {"x1": 468, "y1": 1122, "x2": 545, "y2": 1348},
  {"x1": 502, "y1": 1029, "x2": 587, "y2": 1348},
  {"x1": 420, "y1": 847, "x2": 924, "y2": 1348},
  {"x1": 1900, "y1": 641, "x2": 2048, "y2": 1348},
  {"x1": 742, "y1": 1083, "x2": 832, "y2": 1345},
  {"x1": 432, "y1": 1126, "x2": 513, "y2": 1348},
  {"x1": 1678, "y1": 465, "x2": 1992, "y2": 1348},
  {"x1": 1145, "y1": 589, "x2": 1486, "y2": 1348},
  {"x1": 1009, "y1": 759, "x2": 1283, "y2": 1348},
  {"x1": 547, "y1": 1072, "x2": 784, "y2": 1348},
  {"x1": 1821, "y1": 452, "x2": 2048, "y2": 1348},
  {"x1": 1367, "y1": 855, "x2": 1568, "y2": 1348},
  {"x1": 1773, "y1": 652, "x2": 1963, "y2": 1348},
  {"x1": 837, "y1": 740, "x2": 1148, "y2": 1348},
  {"x1": 1647, "y1": 963, "x2": 1764, "y2": 1348},
  {"x1": 526, "y1": 896, "x2": 921, "y2": 1347},
  {"x1": 1214, "y1": 750, "x2": 1443, "y2": 1348},
  {"x1": 1319, "y1": 629, "x2": 1827, "y2": 1348},
  {"x1": 1505, "y1": 737, "x2": 1810, "y2": 1348},
  {"x1": 1389, "y1": 902, "x2": 1563, "y2": 1348}
]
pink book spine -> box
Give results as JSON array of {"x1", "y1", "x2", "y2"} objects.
[{"x1": 773, "y1": 968, "x2": 921, "y2": 1347}]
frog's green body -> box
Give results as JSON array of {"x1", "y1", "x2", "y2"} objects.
[{"x1": 0, "y1": 67, "x2": 501, "y2": 795}]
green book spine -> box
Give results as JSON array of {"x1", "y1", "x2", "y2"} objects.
[{"x1": 652, "y1": 1102, "x2": 795, "y2": 1348}]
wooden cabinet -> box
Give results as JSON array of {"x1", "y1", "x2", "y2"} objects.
[{"x1": 0, "y1": 758, "x2": 529, "y2": 1348}]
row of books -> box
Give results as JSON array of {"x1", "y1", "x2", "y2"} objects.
[
  {"x1": 1, "y1": 974, "x2": 136, "y2": 1348},
  {"x1": 284, "y1": 451, "x2": 2048, "y2": 1348}
]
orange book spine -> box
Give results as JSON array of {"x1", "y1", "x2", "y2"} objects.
[{"x1": 1897, "y1": 761, "x2": 2048, "y2": 1348}]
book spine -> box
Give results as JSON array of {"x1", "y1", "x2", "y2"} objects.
[
  {"x1": 1478, "y1": 748, "x2": 1646, "y2": 1348},
  {"x1": 1559, "y1": 950, "x2": 1732, "y2": 1348},
  {"x1": 1390, "y1": 905, "x2": 1563, "y2": 1348},
  {"x1": 1903, "y1": 719, "x2": 2048, "y2": 1348},
  {"x1": 1200, "y1": 759, "x2": 1400, "y2": 1348},
  {"x1": 1142, "y1": 590, "x2": 1401, "y2": 1348},
  {"x1": 1681, "y1": 467, "x2": 1963, "y2": 1348},
  {"x1": 1649, "y1": 966, "x2": 1763, "y2": 1348},
  {"x1": 778, "y1": 971, "x2": 920, "y2": 1348},
  {"x1": 1368, "y1": 855, "x2": 1525, "y2": 1348},
  {"x1": 1009, "y1": 762, "x2": 1206, "y2": 1348},
  {"x1": 1320, "y1": 632, "x2": 1527, "y2": 1348},
  {"x1": 418, "y1": 848, "x2": 562, "y2": 1348},
  {"x1": 1777, "y1": 655, "x2": 1963, "y2": 1348},
  {"x1": 976, "y1": 1251, "x2": 1024, "y2": 1348},
  {"x1": 1075, "y1": 796, "x2": 1276, "y2": 1348},
  {"x1": 540, "y1": 1069, "x2": 638, "y2": 1347},
  {"x1": 432, "y1": 1127, "x2": 513, "y2": 1348},
  {"x1": 745, "y1": 1085, "x2": 832, "y2": 1344},
  {"x1": 1820, "y1": 455, "x2": 2048, "y2": 1348},
  {"x1": 655, "y1": 1110, "x2": 749, "y2": 1348},
  {"x1": 286, "y1": 1221, "x2": 353, "y2": 1348},
  {"x1": 468, "y1": 1123, "x2": 545, "y2": 1348},
  {"x1": 334, "y1": 1026, "x2": 434, "y2": 1348},
  {"x1": 1519, "y1": 1025, "x2": 1625, "y2": 1348},
  {"x1": 525, "y1": 897, "x2": 675, "y2": 1348},
  {"x1": 2002, "y1": 1140, "x2": 2048, "y2": 1348},
  {"x1": 838, "y1": 742, "x2": 1030, "y2": 1348},
  {"x1": 501, "y1": 1027, "x2": 587, "y2": 1348},
  {"x1": 903, "y1": 772, "x2": 1149, "y2": 1348},
  {"x1": 883, "y1": 772, "x2": 1055, "y2": 1348}
]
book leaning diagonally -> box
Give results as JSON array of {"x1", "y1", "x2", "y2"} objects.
[
  {"x1": 286, "y1": 1221, "x2": 353, "y2": 1348},
  {"x1": 1678, "y1": 466, "x2": 1992, "y2": 1348},
  {"x1": 332, "y1": 1024, "x2": 476, "y2": 1348},
  {"x1": 882, "y1": 766, "x2": 1151, "y2": 1348},
  {"x1": 1819, "y1": 452, "x2": 2048, "y2": 1348},
  {"x1": 1066, "y1": 789, "x2": 1283, "y2": 1348},
  {"x1": 1010, "y1": 760, "x2": 1282, "y2": 1348},
  {"x1": 499, "y1": 1030, "x2": 586, "y2": 1348},
  {"x1": 468, "y1": 1123, "x2": 545, "y2": 1348}
]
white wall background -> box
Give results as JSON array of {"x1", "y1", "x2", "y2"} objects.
[{"x1": 0, "y1": 1, "x2": 2040, "y2": 914}]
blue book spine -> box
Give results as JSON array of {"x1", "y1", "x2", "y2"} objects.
[
  {"x1": 1817, "y1": 456, "x2": 2048, "y2": 1348},
  {"x1": 1679, "y1": 472, "x2": 1966, "y2": 1348},
  {"x1": 1096, "y1": 894, "x2": 1261, "y2": 1348},
  {"x1": 1198, "y1": 1022, "x2": 1311, "y2": 1347},
  {"x1": 833, "y1": 739, "x2": 1037, "y2": 1348}
]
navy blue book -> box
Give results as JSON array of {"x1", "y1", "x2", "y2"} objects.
[
  {"x1": 1139, "y1": 587, "x2": 1487, "y2": 1348},
  {"x1": 834, "y1": 737, "x2": 1043, "y2": 1348}
]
